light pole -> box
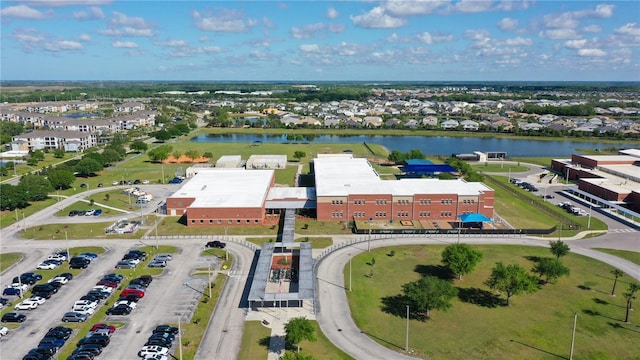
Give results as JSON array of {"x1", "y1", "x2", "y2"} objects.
[
  {"x1": 570, "y1": 312, "x2": 578, "y2": 360},
  {"x1": 177, "y1": 314, "x2": 183, "y2": 360},
  {"x1": 154, "y1": 218, "x2": 159, "y2": 249},
  {"x1": 368, "y1": 218, "x2": 372, "y2": 253},
  {"x1": 349, "y1": 255, "x2": 352, "y2": 292},
  {"x1": 208, "y1": 264, "x2": 212, "y2": 298},
  {"x1": 65, "y1": 230, "x2": 70, "y2": 260},
  {"x1": 587, "y1": 205, "x2": 592, "y2": 229},
  {"x1": 405, "y1": 305, "x2": 410, "y2": 352}
]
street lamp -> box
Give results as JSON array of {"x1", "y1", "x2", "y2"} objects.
[
  {"x1": 349, "y1": 254, "x2": 352, "y2": 292},
  {"x1": 368, "y1": 218, "x2": 372, "y2": 253},
  {"x1": 65, "y1": 230, "x2": 70, "y2": 261},
  {"x1": 570, "y1": 312, "x2": 578, "y2": 360},
  {"x1": 177, "y1": 313, "x2": 183, "y2": 360},
  {"x1": 405, "y1": 305, "x2": 410, "y2": 352}
]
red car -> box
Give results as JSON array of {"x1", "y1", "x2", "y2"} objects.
[
  {"x1": 95, "y1": 280, "x2": 118, "y2": 288},
  {"x1": 120, "y1": 289, "x2": 144, "y2": 298},
  {"x1": 90, "y1": 323, "x2": 116, "y2": 334}
]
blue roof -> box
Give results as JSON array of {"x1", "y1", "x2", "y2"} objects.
[
  {"x1": 403, "y1": 164, "x2": 457, "y2": 174},
  {"x1": 405, "y1": 159, "x2": 433, "y2": 165},
  {"x1": 459, "y1": 213, "x2": 493, "y2": 223}
]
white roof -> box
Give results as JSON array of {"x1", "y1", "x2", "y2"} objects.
[
  {"x1": 314, "y1": 156, "x2": 492, "y2": 197},
  {"x1": 172, "y1": 168, "x2": 274, "y2": 208}
]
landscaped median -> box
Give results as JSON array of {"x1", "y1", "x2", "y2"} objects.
[{"x1": 345, "y1": 244, "x2": 637, "y2": 359}]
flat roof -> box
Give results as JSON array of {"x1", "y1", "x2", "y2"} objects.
[
  {"x1": 576, "y1": 154, "x2": 638, "y2": 163},
  {"x1": 266, "y1": 187, "x2": 316, "y2": 200},
  {"x1": 620, "y1": 149, "x2": 640, "y2": 158},
  {"x1": 314, "y1": 156, "x2": 492, "y2": 197},
  {"x1": 170, "y1": 168, "x2": 274, "y2": 208}
]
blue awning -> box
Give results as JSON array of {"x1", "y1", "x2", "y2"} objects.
[{"x1": 458, "y1": 213, "x2": 492, "y2": 223}]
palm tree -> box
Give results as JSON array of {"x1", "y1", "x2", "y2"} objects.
[
  {"x1": 610, "y1": 269, "x2": 624, "y2": 296},
  {"x1": 623, "y1": 282, "x2": 640, "y2": 323}
]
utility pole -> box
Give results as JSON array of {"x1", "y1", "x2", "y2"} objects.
[
  {"x1": 208, "y1": 264, "x2": 212, "y2": 298},
  {"x1": 368, "y1": 218, "x2": 372, "y2": 252},
  {"x1": 587, "y1": 206, "x2": 592, "y2": 229},
  {"x1": 405, "y1": 305, "x2": 410, "y2": 352},
  {"x1": 177, "y1": 314, "x2": 183, "y2": 360},
  {"x1": 65, "y1": 230, "x2": 70, "y2": 261}
]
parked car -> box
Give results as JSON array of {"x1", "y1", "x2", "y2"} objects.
[
  {"x1": 15, "y1": 272, "x2": 43, "y2": 285},
  {"x1": 47, "y1": 253, "x2": 67, "y2": 262},
  {"x1": 142, "y1": 354, "x2": 168, "y2": 360},
  {"x1": 101, "y1": 273, "x2": 124, "y2": 283},
  {"x1": 86, "y1": 328, "x2": 112, "y2": 338},
  {"x1": 48, "y1": 276, "x2": 69, "y2": 285},
  {"x1": 154, "y1": 254, "x2": 173, "y2": 262},
  {"x1": 27, "y1": 296, "x2": 47, "y2": 305},
  {"x1": 93, "y1": 209, "x2": 102, "y2": 216},
  {"x1": 137, "y1": 275, "x2": 153, "y2": 286},
  {"x1": 72, "y1": 344, "x2": 103, "y2": 356},
  {"x1": 153, "y1": 325, "x2": 179, "y2": 335},
  {"x1": 115, "y1": 260, "x2": 138, "y2": 269},
  {"x1": 95, "y1": 280, "x2": 118, "y2": 288},
  {"x1": 91, "y1": 285, "x2": 114, "y2": 294},
  {"x1": 120, "y1": 289, "x2": 144, "y2": 298},
  {"x1": 14, "y1": 299, "x2": 39, "y2": 310},
  {"x1": 85, "y1": 209, "x2": 96, "y2": 216},
  {"x1": 45, "y1": 328, "x2": 72, "y2": 340},
  {"x1": 143, "y1": 180, "x2": 150, "y2": 184},
  {"x1": 32, "y1": 284, "x2": 59, "y2": 294},
  {"x1": 69, "y1": 210, "x2": 79, "y2": 217},
  {"x1": 69, "y1": 257, "x2": 91, "y2": 269},
  {"x1": 2, "y1": 312, "x2": 26, "y2": 322},
  {"x1": 38, "y1": 337, "x2": 65, "y2": 349},
  {"x1": 67, "y1": 353, "x2": 95, "y2": 360},
  {"x1": 205, "y1": 241, "x2": 226, "y2": 249},
  {"x1": 106, "y1": 304, "x2": 132, "y2": 315},
  {"x1": 72, "y1": 300, "x2": 98, "y2": 310},
  {"x1": 48, "y1": 326, "x2": 73, "y2": 337},
  {"x1": 80, "y1": 183, "x2": 88, "y2": 188},
  {"x1": 148, "y1": 260, "x2": 166, "y2": 268},
  {"x1": 90, "y1": 323, "x2": 116, "y2": 334},
  {"x1": 168, "y1": 178, "x2": 183, "y2": 184},
  {"x1": 138, "y1": 346, "x2": 169, "y2": 358},
  {"x1": 145, "y1": 337, "x2": 173, "y2": 347},
  {"x1": 3, "y1": 287, "x2": 22, "y2": 296},
  {"x1": 0, "y1": 326, "x2": 8, "y2": 337},
  {"x1": 36, "y1": 262, "x2": 58, "y2": 270},
  {"x1": 77, "y1": 335, "x2": 110, "y2": 347},
  {"x1": 79, "y1": 252, "x2": 99, "y2": 259},
  {"x1": 61, "y1": 312, "x2": 88, "y2": 322},
  {"x1": 113, "y1": 300, "x2": 137, "y2": 309}
]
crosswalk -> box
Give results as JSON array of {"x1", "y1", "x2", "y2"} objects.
[{"x1": 609, "y1": 228, "x2": 637, "y2": 233}]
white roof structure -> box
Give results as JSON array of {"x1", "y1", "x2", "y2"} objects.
[
  {"x1": 246, "y1": 155, "x2": 287, "y2": 169},
  {"x1": 314, "y1": 155, "x2": 492, "y2": 197},
  {"x1": 619, "y1": 149, "x2": 640, "y2": 159},
  {"x1": 172, "y1": 168, "x2": 274, "y2": 208},
  {"x1": 215, "y1": 155, "x2": 242, "y2": 168}
]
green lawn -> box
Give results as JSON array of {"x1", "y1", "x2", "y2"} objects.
[
  {"x1": 237, "y1": 320, "x2": 353, "y2": 360},
  {"x1": 0, "y1": 253, "x2": 23, "y2": 273},
  {"x1": 0, "y1": 197, "x2": 59, "y2": 229},
  {"x1": 21, "y1": 221, "x2": 143, "y2": 240},
  {"x1": 346, "y1": 245, "x2": 638, "y2": 360},
  {"x1": 237, "y1": 321, "x2": 271, "y2": 360},
  {"x1": 594, "y1": 248, "x2": 640, "y2": 266},
  {"x1": 472, "y1": 163, "x2": 530, "y2": 173}
]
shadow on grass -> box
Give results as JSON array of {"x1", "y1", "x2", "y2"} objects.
[
  {"x1": 258, "y1": 336, "x2": 271, "y2": 348},
  {"x1": 582, "y1": 309, "x2": 620, "y2": 321},
  {"x1": 380, "y1": 294, "x2": 427, "y2": 321},
  {"x1": 509, "y1": 339, "x2": 567, "y2": 359},
  {"x1": 457, "y1": 287, "x2": 503, "y2": 308},
  {"x1": 593, "y1": 297, "x2": 626, "y2": 309},
  {"x1": 361, "y1": 330, "x2": 405, "y2": 351},
  {"x1": 414, "y1": 264, "x2": 452, "y2": 280},
  {"x1": 524, "y1": 255, "x2": 541, "y2": 263},
  {"x1": 607, "y1": 322, "x2": 640, "y2": 334}
]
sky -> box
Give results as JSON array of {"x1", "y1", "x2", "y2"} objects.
[{"x1": 1, "y1": 0, "x2": 639, "y2": 82}]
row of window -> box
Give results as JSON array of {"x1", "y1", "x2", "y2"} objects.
[
  {"x1": 462, "y1": 199, "x2": 476, "y2": 204},
  {"x1": 331, "y1": 198, "x2": 474, "y2": 206},
  {"x1": 330, "y1": 212, "x2": 344, "y2": 218},
  {"x1": 190, "y1": 218, "x2": 260, "y2": 224},
  {"x1": 331, "y1": 200, "x2": 344, "y2": 205}
]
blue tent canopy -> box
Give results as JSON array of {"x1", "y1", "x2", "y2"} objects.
[{"x1": 458, "y1": 213, "x2": 492, "y2": 223}]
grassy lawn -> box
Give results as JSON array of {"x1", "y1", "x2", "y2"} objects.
[
  {"x1": 593, "y1": 248, "x2": 640, "y2": 266},
  {"x1": 509, "y1": 157, "x2": 554, "y2": 167},
  {"x1": 237, "y1": 321, "x2": 271, "y2": 360},
  {"x1": 0, "y1": 253, "x2": 23, "y2": 273},
  {"x1": 237, "y1": 320, "x2": 353, "y2": 360},
  {"x1": 472, "y1": 163, "x2": 530, "y2": 173},
  {"x1": 53, "y1": 190, "x2": 141, "y2": 217},
  {"x1": 274, "y1": 165, "x2": 299, "y2": 186},
  {"x1": 156, "y1": 216, "x2": 279, "y2": 236},
  {"x1": 346, "y1": 245, "x2": 638, "y2": 360},
  {"x1": 21, "y1": 221, "x2": 144, "y2": 240},
  {"x1": 0, "y1": 197, "x2": 59, "y2": 229},
  {"x1": 295, "y1": 218, "x2": 353, "y2": 234}
]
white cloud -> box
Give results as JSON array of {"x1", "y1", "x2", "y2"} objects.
[
  {"x1": 299, "y1": 44, "x2": 321, "y2": 53},
  {"x1": 383, "y1": 0, "x2": 450, "y2": 17},
  {"x1": 417, "y1": 32, "x2": 454, "y2": 44},
  {"x1": 582, "y1": 25, "x2": 602, "y2": 33},
  {"x1": 16, "y1": 1, "x2": 112, "y2": 7},
  {"x1": 502, "y1": 37, "x2": 532, "y2": 46},
  {"x1": 98, "y1": 11, "x2": 155, "y2": 37},
  {"x1": 73, "y1": 6, "x2": 104, "y2": 20},
  {"x1": 463, "y1": 29, "x2": 490, "y2": 41},
  {"x1": 327, "y1": 6, "x2": 339, "y2": 19},
  {"x1": 262, "y1": 16, "x2": 276, "y2": 29},
  {"x1": 78, "y1": 34, "x2": 91, "y2": 42},
  {"x1": 44, "y1": 40, "x2": 82, "y2": 52},
  {"x1": 0, "y1": 5, "x2": 52, "y2": 19},
  {"x1": 350, "y1": 7, "x2": 407, "y2": 29},
  {"x1": 452, "y1": 0, "x2": 495, "y2": 13},
  {"x1": 328, "y1": 24, "x2": 345, "y2": 33},
  {"x1": 158, "y1": 40, "x2": 188, "y2": 48},
  {"x1": 578, "y1": 48, "x2": 607, "y2": 57},
  {"x1": 615, "y1": 23, "x2": 640, "y2": 37},
  {"x1": 13, "y1": 28, "x2": 45, "y2": 49},
  {"x1": 592, "y1": 4, "x2": 615, "y2": 18},
  {"x1": 112, "y1": 41, "x2": 138, "y2": 48},
  {"x1": 497, "y1": 0, "x2": 532, "y2": 11},
  {"x1": 564, "y1": 39, "x2": 587, "y2": 49},
  {"x1": 291, "y1": 23, "x2": 328, "y2": 39},
  {"x1": 497, "y1": 17, "x2": 519, "y2": 32},
  {"x1": 538, "y1": 29, "x2": 580, "y2": 40},
  {"x1": 192, "y1": 9, "x2": 256, "y2": 32}
]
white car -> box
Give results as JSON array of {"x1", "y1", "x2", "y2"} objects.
[
  {"x1": 15, "y1": 299, "x2": 39, "y2": 310},
  {"x1": 27, "y1": 296, "x2": 46, "y2": 305},
  {"x1": 73, "y1": 305, "x2": 96, "y2": 315},
  {"x1": 48, "y1": 276, "x2": 69, "y2": 285},
  {"x1": 0, "y1": 326, "x2": 8, "y2": 337},
  {"x1": 142, "y1": 180, "x2": 150, "y2": 184},
  {"x1": 154, "y1": 254, "x2": 173, "y2": 262},
  {"x1": 85, "y1": 209, "x2": 96, "y2": 216},
  {"x1": 92, "y1": 285, "x2": 114, "y2": 293},
  {"x1": 73, "y1": 300, "x2": 97, "y2": 309},
  {"x1": 47, "y1": 254, "x2": 67, "y2": 261},
  {"x1": 112, "y1": 181, "x2": 119, "y2": 185},
  {"x1": 37, "y1": 262, "x2": 58, "y2": 270},
  {"x1": 138, "y1": 346, "x2": 169, "y2": 358},
  {"x1": 143, "y1": 354, "x2": 168, "y2": 360},
  {"x1": 114, "y1": 300, "x2": 137, "y2": 309}
]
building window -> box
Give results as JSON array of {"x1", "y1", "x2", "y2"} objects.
[
  {"x1": 191, "y1": 220, "x2": 196, "y2": 224},
  {"x1": 255, "y1": 219, "x2": 259, "y2": 223},
  {"x1": 200, "y1": 219, "x2": 204, "y2": 224},
  {"x1": 228, "y1": 219, "x2": 233, "y2": 224},
  {"x1": 209, "y1": 219, "x2": 213, "y2": 223},
  {"x1": 246, "y1": 219, "x2": 251, "y2": 223}
]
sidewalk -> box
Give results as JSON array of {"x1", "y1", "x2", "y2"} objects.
[{"x1": 246, "y1": 306, "x2": 316, "y2": 359}]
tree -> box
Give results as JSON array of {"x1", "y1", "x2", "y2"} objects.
[
  {"x1": 75, "y1": 158, "x2": 102, "y2": 177},
  {"x1": 203, "y1": 151, "x2": 213, "y2": 159},
  {"x1": 549, "y1": 240, "x2": 570, "y2": 260},
  {"x1": 47, "y1": 169, "x2": 75, "y2": 190},
  {"x1": 53, "y1": 149, "x2": 65, "y2": 158},
  {"x1": 101, "y1": 149, "x2": 121, "y2": 165},
  {"x1": 623, "y1": 282, "x2": 640, "y2": 323},
  {"x1": 531, "y1": 258, "x2": 570, "y2": 284},
  {"x1": 284, "y1": 317, "x2": 316, "y2": 353},
  {"x1": 0, "y1": 184, "x2": 29, "y2": 210},
  {"x1": 153, "y1": 130, "x2": 171, "y2": 142},
  {"x1": 293, "y1": 151, "x2": 306, "y2": 161},
  {"x1": 18, "y1": 174, "x2": 53, "y2": 201},
  {"x1": 485, "y1": 262, "x2": 538, "y2": 306},
  {"x1": 611, "y1": 269, "x2": 624, "y2": 296},
  {"x1": 172, "y1": 151, "x2": 182, "y2": 161},
  {"x1": 83, "y1": 152, "x2": 106, "y2": 167},
  {"x1": 185, "y1": 149, "x2": 200, "y2": 162},
  {"x1": 402, "y1": 275, "x2": 458, "y2": 319},
  {"x1": 441, "y1": 243, "x2": 483, "y2": 280},
  {"x1": 130, "y1": 140, "x2": 148, "y2": 153},
  {"x1": 148, "y1": 145, "x2": 172, "y2": 162},
  {"x1": 30, "y1": 150, "x2": 45, "y2": 161}
]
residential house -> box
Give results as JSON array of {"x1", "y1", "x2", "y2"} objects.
[
  {"x1": 422, "y1": 116, "x2": 438, "y2": 127},
  {"x1": 115, "y1": 101, "x2": 145, "y2": 113},
  {"x1": 11, "y1": 130, "x2": 97, "y2": 152},
  {"x1": 384, "y1": 118, "x2": 402, "y2": 128},
  {"x1": 460, "y1": 120, "x2": 479, "y2": 131},
  {"x1": 491, "y1": 119, "x2": 514, "y2": 132},
  {"x1": 440, "y1": 119, "x2": 459, "y2": 130}
]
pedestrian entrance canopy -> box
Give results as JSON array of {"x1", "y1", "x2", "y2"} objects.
[{"x1": 458, "y1": 213, "x2": 492, "y2": 223}]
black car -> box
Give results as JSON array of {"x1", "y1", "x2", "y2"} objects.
[
  {"x1": 72, "y1": 344, "x2": 103, "y2": 356},
  {"x1": 127, "y1": 249, "x2": 147, "y2": 258},
  {"x1": 55, "y1": 272, "x2": 74, "y2": 280},
  {"x1": 69, "y1": 257, "x2": 90, "y2": 269},
  {"x1": 137, "y1": 275, "x2": 153, "y2": 286},
  {"x1": 205, "y1": 240, "x2": 226, "y2": 249},
  {"x1": 24, "y1": 348, "x2": 55, "y2": 359},
  {"x1": 102, "y1": 273, "x2": 124, "y2": 283},
  {"x1": 48, "y1": 326, "x2": 73, "y2": 336},
  {"x1": 68, "y1": 210, "x2": 79, "y2": 217},
  {"x1": 106, "y1": 304, "x2": 132, "y2": 315},
  {"x1": 153, "y1": 325, "x2": 179, "y2": 334},
  {"x1": 80, "y1": 294, "x2": 102, "y2": 303},
  {"x1": 15, "y1": 272, "x2": 43, "y2": 285},
  {"x1": 148, "y1": 331, "x2": 175, "y2": 342},
  {"x1": 0, "y1": 297, "x2": 9, "y2": 306},
  {"x1": 116, "y1": 295, "x2": 140, "y2": 303},
  {"x1": 33, "y1": 284, "x2": 59, "y2": 294},
  {"x1": 85, "y1": 290, "x2": 110, "y2": 299},
  {"x1": 133, "y1": 179, "x2": 141, "y2": 184},
  {"x1": 129, "y1": 278, "x2": 149, "y2": 288},
  {"x1": 45, "y1": 329, "x2": 72, "y2": 340},
  {"x1": 38, "y1": 337, "x2": 65, "y2": 349},
  {"x1": 144, "y1": 337, "x2": 173, "y2": 347},
  {"x1": 67, "y1": 354, "x2": 94, "y2": 360},
  {"x1": 2, "y1": 312, "x2": 26, "y2": 323},
  {"x1": 31, "y1": 291, "x2": 53, "y2": 299},
  {"x1": 77, "y1": 335, "x2": 110, "y2": 347}
]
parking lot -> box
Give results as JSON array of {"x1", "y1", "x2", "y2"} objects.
[{"x1": 0, "y1": 241, "x2": 218, "y2": 360}]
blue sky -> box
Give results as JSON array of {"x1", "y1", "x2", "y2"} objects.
[{"x1": 1, "y1": 1, "x2": 639, "y2": 81}]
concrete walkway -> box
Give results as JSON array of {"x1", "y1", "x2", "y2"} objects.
[{"x1": 246, "y1": 306, "x2": 316, "y2": 359}]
